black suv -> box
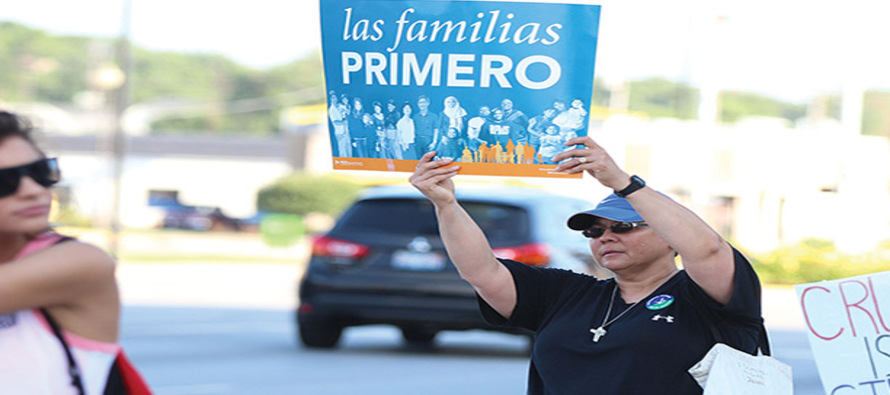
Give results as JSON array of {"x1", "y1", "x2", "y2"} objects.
[{"x1": 297, "y1": 184, "x2": 595, "y2": 348}]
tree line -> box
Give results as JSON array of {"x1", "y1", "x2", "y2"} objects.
[{"x1": 2, "y1": 21, "x2": 888, "y2": 138}]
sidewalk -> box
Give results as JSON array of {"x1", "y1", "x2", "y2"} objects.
[
  {"x1": 65, "y1": 228, "x2": 309, "y2": 309},
  {"x1": 117, "y1": 262, "x2": 302, "y2": 310},
  {"x1": 60, "y1": 227, "x2": 307, "y2": 261}
]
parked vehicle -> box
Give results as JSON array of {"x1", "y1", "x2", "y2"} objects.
[
  {"x1": 161, "y1": 205, "x2": 243, "y2": 231},
  {"x1": 296, "y1": 184, "x2": 598, "y2": 348}
]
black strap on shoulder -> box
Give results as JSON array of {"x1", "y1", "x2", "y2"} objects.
[
  {"x1": 40, "y1": 308, "x2": 86, "y2": 395},
  {"x1": 758, "y1": 322, "x2": 772, "y2": 356},
  {"x1": 704, "y1": 316, "x2": 771, "y2": 356}
]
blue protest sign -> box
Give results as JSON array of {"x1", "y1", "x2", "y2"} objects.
[{"x1": 320, "y1": 0, "x2": 600, "y2": 177}]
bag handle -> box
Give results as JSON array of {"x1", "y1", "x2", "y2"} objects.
[{"x1": 40, "y1": 308, "x2": 86, "y2": 395}]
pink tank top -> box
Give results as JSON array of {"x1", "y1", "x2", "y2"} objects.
[{"x1": 0, "y1": 233, "x2": 120, "y2": 394}]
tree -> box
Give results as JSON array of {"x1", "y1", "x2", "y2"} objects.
[
  {"x1": 0, "y1": 22, "x2": 328, "y2": 135},
  {"x1": 0, "y1": 22, "x2": 94, "y2": 102},
  {"x1": 627, "y1": 77, "x2": 698, "y2": 119},
  {"x1": 2, "y1": 21, "x2": 851, "y2": 133},
  {"x1": 720, "y1": 91, "x2": 806, "y2": 123}
]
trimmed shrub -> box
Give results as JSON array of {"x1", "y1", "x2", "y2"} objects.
[
  {"x1": 747, "y1": 239, "x2": 890, "y2": 284},
  {"x1": 256, "y1": 173, "x2": 363, "y2": 217}
]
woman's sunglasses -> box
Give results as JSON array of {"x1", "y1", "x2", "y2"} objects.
[
  {"x1": 582, "y1": 222, "x2": 649, "y2": 239},
  {"x1": 0, "y1": 158, "x2": 61, "y2": 198}
]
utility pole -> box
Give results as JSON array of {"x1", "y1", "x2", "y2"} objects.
[
  {"x1": 841, "y1": 82, "x2": 864, "y2": 136},
  {"x1": 695, "y1": 8, "x2": 728, "y2": 125},
  {"x1": 109, "y1": 0, "x2": 132, "y2": 256}
]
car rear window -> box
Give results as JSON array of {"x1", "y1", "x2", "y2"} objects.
[{"x1": 332, "y1": 198, "x2": 529, "y2": 242}]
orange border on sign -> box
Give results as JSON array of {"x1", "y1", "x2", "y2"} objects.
[{"x1": 331, "y1": 157, "x2": 582, "y2": 179}]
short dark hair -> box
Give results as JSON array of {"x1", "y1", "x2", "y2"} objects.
[{"x1": 0, "y1": 111, "x2": 41, "y2": 153}]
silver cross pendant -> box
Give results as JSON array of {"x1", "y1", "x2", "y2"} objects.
[{"x1": 590, "y1": 326, "x2": 607, "y2": 342}]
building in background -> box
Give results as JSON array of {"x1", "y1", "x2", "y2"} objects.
[{"x1": 41, "y1": 134, "x2": 295, "y2": 230}]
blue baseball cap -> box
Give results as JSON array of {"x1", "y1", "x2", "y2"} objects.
[{"x1": 567, "y1": 193, "x2": 644, "y2": 230}]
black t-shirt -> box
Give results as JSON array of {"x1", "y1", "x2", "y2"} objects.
[{"x1": 478, "y1": 247, "x2": 764, "y2": 395}]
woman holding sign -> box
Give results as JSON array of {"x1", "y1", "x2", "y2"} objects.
[{"x1": 409, "y1": 136, "x2": 766, "y2": 394}]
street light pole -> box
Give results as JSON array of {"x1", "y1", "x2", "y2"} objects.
[{"x1": 109, "y1": 0, "x2": 132, "y2": 257}]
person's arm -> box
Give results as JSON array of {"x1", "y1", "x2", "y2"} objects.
[
  {"x1": 0, "y1": 241, "x2": 119, "y2": 340},
  {"x1": 410, "y1": 152, "x2": 517, "y2": 317},
  {"x1": 553, "y1": 137, "x2": 735, "y2": 304}
]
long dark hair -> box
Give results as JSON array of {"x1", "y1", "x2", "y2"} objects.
[
  {"x1": 0, "y1": 111, "x2": 43, "y2": 155},
  {"x1": 0, "y1": 111, "x2": 52, "y2": 237}
]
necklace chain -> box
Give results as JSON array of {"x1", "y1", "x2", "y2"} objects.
[{"x1": 590, "y1": 269, "x2": 678, "y2": 342}]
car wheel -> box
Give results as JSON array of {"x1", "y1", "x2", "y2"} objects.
[
  {"x1": 298, "y1": 317, "x2": 343, "y2": 349},
  {"x1": 400, "y1": 327, "x2": 437, "y2": 346}
]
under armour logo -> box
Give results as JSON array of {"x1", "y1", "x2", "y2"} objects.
[{"x1": 651, "y1": 314, "x2": 674, "y2": 323}]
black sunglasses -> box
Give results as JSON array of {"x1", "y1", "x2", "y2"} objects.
[
  {"x1": 582, "y1": 222, "x2": 649, "y2": 239},
  {"x1": 0, "y1": 158, "x2": 61, "y2": 198}
]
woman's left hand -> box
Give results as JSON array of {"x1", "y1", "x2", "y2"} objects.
[{"x1": 552, "y1": 136, "x2": 629, "y2": 190}]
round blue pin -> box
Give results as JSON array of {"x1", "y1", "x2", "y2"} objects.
[{"x1": 646, "y1": 294, "x2": 674, "y2": 310}]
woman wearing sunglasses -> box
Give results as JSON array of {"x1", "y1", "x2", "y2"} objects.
[
  {"x1": 410, "y1": 135, "x2": 765, "y2": 394},
  {"x1": 0, "y1": 111, "x2": 123, "y2": 394}
]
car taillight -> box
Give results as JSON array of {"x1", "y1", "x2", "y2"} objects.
[
  {"x1": 312, "y1": 235, "x2": 370, "y2": 259},
  {"x1": 493, "y1": 243, "x2": 550, "y2": 267}
]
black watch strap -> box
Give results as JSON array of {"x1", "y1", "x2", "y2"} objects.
[{"x1": 615, "y1": 175, "x2": 645, "y2": 197}]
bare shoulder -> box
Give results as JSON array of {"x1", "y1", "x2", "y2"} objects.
[
  {"x1": 35, "y1": 241, "x2": 120, "y2": 341},
  {"x1": 0, "y1": 239, "x2": 118, "y2": 314},
  {"x1": 36, "y1": 239, "x2": 117, "y2": 273}
]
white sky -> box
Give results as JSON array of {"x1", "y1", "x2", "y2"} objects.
[{"x1": 3, "y1": 0, "x2": 889, "y2": 102}]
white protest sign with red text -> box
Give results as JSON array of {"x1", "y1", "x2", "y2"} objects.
[{"x1": 795, "y1": 271, "x2": 890, "y2": 394}]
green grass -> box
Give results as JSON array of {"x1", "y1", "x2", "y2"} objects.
[{"x1": 53, "y1": 227, "x2": 308, "y2": 265}]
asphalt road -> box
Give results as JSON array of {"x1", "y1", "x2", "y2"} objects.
[
  {"x1": 122, "y1": 306, "x2": 531, "y2": 394},
  {"x1": 121, "y1": 306, "x2": 822, "y2": 395},
  {"x1": 116, "y1": 262, "x2": 825, "y2": 394}
]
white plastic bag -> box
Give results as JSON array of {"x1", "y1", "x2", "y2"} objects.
[{"x1": 688, "y1": 343, "x2": 793, "y2": 395}]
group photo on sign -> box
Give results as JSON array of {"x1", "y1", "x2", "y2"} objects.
[
  {"x1": 328, "y1": 91, "x2": 588, "y2": 165},
  {"x1": 320, "y1": 0, "x2": 600, "y2": 177}
]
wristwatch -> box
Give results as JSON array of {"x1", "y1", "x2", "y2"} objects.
[{"x1": 615, "y1": 175, "x2": 646, "y2": 197}]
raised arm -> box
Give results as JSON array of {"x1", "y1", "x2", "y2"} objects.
[
  {"x1": 553, "y1": 137, "x2": 735, "y2": 304},
  {"x1": 409, "y1": 152, "x2": 517, "y2": 317},
  {"x1": 0, "y1": 241, "x2": 120, "y2": 341}
]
